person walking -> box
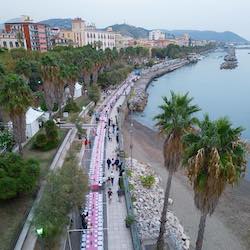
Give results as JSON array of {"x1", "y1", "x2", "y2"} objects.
[
  {"x1": 107, "y1": 188, "x2": 113, "y2": 203},
  {"x1": 117, "y1": 188, "x2": 123, "y2": 202},
  {"x1": 106, "y1": 177, "x2": 112, "y2": 189},
  {"x1": 112, "y1": 123, "x2": 115, "y2": 134},
  {"x1": 88, "y1": 139, "x2": 92, "y2": 149},
  {"x1": 107, "y1": 158, "x2": 111, "y2": 170},
  {"x1": 116, "y1": 133, "x2": 119, "y2": 144},
  {"x1": 115, "y1": 158, "x2": 120, "y2": 171},
  {"x1": 118, "y1": 161, "x2": 123, "y2": 172},
  {"x1": 108, "y1": 118, "x2": 111, "y2": 126},
  {"x1": 110, "y1": 171, "x2": 115, "y2": 186}
]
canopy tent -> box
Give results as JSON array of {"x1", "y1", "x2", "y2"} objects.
[
  {"x1": 26, "y1": 107, "x2": 45, "y2": 138},
  {"x1": 74, "y1": 82, "x2": 82, "y2": 99}
]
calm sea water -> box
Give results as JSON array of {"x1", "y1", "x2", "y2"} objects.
[{"x1": 134, "y1": 49, "x2": 250, "y2": 180}]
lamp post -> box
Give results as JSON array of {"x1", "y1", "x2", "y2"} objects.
[{"x1": 36, "y1": 227, "x2": 44, "y2": 250}]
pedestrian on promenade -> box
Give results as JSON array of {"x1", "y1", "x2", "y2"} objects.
[
  {"x1": 118, "y1": 161, "x2": 123, "y2": 172},
  {"x1": 108, "y1": 118, "x2": 111, "y2": 126},
  {"x1": 112, "y1": 123, "x2": 115, "y2": 133},
  {"x1": 108, "y1": 188, "x2": 113, "y2": 203},
  {"x1": 116, "y1": 133, "x2": 119, "y2": 144},
  {"x1": 107, "y1": 177, "x2": 112, "y2": 189},
  {"x1": 111, "y1": 158, "x2": 115, "y2": 168},
  {"x1": 110, "y1": 171, "x2": 115, "y2": 186},
  {"x1": 107, "y1": 158, "x2": 111, "y2": 170},
  {"x1": 117, "y1": 188, "x2": 123, "y2": 202},
  {"x1": 119, "y1": 168, "x2": 125, "y2": 177},
  {"x1": 88, "y1": 139, "x2": 92, "y2": 149},
  {"x1": 115, "y1": 158, "x2": 120, "y2": 171},
  {"x1": 84, "y1": 137, "x2": 88, "y2": 148}
]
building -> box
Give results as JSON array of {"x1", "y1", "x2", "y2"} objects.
[
  {"x1": 4, "y1": 16, "x2": 52, "y2": 52},
  {"x1": 149, "y1": 30, "x2": 165, "y2": 40},
  {"x1": 0, "y1": 31, "x2": 27, "y2": 49},
  {"x1": 60, "y1": 18, "x2": 116, "y2": 50},
  {"x1": 115, "y1": 33, "x2": 133, "y2": 50},
  {"x1": 175, "y1": 33, "x2": 190, "y2": 47}
]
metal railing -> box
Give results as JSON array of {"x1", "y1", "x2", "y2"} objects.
[{"x1": 117, "y1": 92, "x2": 142, "y2": 250}]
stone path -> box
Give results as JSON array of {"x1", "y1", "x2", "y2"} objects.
[{"x1": 105, "y1": 92, "x2": 133, "y2": 250}]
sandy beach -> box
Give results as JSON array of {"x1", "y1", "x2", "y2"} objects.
[{"x1": 122, "y1": 119, "x2": 250, "y2": 250}]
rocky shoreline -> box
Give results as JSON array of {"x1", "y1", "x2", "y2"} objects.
[
  {"x1": 126, "y1": 158, "x2": 190, "y2": 250},
  {"x1": 128, "y1": 59, "x2": 189, "y2": 111}
]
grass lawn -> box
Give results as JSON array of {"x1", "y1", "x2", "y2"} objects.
[
  {"x1": 66, "y1": 96, "x2": 91, "y2": 123},
  {"x1": 0, "y1": 129, "x2": 68, "y2": 250}
]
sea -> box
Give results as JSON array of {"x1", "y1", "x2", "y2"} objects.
[{"x1": 134, "y1": 48, "x2": 250, "y2": 180}]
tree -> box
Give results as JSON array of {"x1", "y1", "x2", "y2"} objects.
[
  {"x1": 40, "y1": 55, "x2": 58, "y2": 118},
  {"x1": 0, "y1": 130, "x2": 14, "y2": 152},
  {"x1": 182, "y1": 115, "x2": 246, "y2": 250},
  {"x1": 33, "y1": 153, "x2": 87, "y2": 246},
  {"x1": 154, "y1": 92, "x2": 200, "y2": 250},
  {"x1": 0, "y1": 153, "x2": 39, "y2": 200},
  {"x1": 0, "y1": 74, "x2": 33, "y2": 154},
  {"x1": 81, "y1": 58, "x2": 93, "y2": 95},
  {"x1": 88, "y1": 84, "x2": 100, "y2": 105}
]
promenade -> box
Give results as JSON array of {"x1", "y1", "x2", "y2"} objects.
[{"x1": 80, "y1": 75, "x2": 136, "y2": 250}]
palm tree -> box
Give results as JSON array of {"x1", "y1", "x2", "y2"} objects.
[
  {"x1": 40, "y1": 54, "x2": 59, "y2": 118},
  {"x1": 66, "y1": 64, "x2": 80, "y2": 99},
  {"x1": 154, "y1": 92, "x2": 200, "y2": 250},
  {"x1": 81, "y1": 58, "x2": 93, "y2": 94},
  {"x1": 182, "y1": 115, "x2": 246, "y2": 250},
  {"x1": 0, "y1": 74, "x2": 33, "y2": 154}
]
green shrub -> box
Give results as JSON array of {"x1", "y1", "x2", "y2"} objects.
[
  {"x1": 64, "y1": 100, "x2": 80, "y2": 113},
  {"x1": 33, "y1": 121, "x2": 59, "y2": 151},
  {"x1": 131, "y1": 194, "x2": 136, "y2": 202},
  {"x1": 126, "y1": 169, "x2": 132, "y2": 177},
  {"x1": 140, "y1": 175, "x2": 155, "y2": 189},
  {"x1": 0, "y1": 153, "x2": 40, "y2": 200},
  {"x1": 0, "y1": 130, "x2": 14, "y2": 151},
  {"x1": 129, "y1": 183, "x2": 135, "y2": 191},
  {"x1": 45, "y1": 120, "x2": 59, "y2": 144}
]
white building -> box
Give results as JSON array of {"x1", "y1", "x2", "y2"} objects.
[
  {"x1": 0, "y1": 32, "x2": 27, "y2": 49},
  {"x1": 149, "y1": 30, "x2": 165, "y2": 40},
  {"x1": 85, "y1": 26, "x2": 115, "y2": 50},
  {"x1": 60, "y1": 18, "x2": 116, "y2": 50}
]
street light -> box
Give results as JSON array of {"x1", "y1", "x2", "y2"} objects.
[{"x1": 36, "y1": 227, "x2": 44, "y2": 250}]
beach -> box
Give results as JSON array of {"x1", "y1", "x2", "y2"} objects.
[{"x1": 122, "y1": 119, "x2": 250, "y2": 250}]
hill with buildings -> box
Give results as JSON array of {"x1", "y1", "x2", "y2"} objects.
[{"x1": 37, "y1": 19, "x2": 248, "y2": 43}]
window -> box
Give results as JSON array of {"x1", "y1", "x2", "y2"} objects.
[
  {"x1": 9, "y1": 41, "x2": 13, "y2": 48},
  {"x1": 15, "y1": 42, "x2": 19, "y2": 47},
  {"x1": 3, "y1": 41, "x2": 7, "y2": 47}
]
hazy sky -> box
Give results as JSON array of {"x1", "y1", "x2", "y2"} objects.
[{"x1": 1, "y1": 0, "x2": 250, "y2": 39}]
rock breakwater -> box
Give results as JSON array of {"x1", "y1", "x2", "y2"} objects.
[
  {"x1": 128, "y1": 59, "x2": 189, "y2": 112},
  {"x1": 126, "y1": 158, "x2": 190, "y2": 250}
]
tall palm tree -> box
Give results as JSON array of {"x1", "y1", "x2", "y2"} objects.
[
  {"x1": 182, "y1": 115, "x2": 246, "y2": 250},
  {"x1": 154, "y1": 92, "x2": 200, "y2": 250},
  {"x1": 66, "y1": 64, "x2": 80, "y2": 99},
  {"x1": 40, "y1": 54, "x2": 59, "y2": 118},
  {"x1": 81, "y1": 58, "x2": 93, "y2": 94},
  {"x1": 0, "y1": 74, "x2": 33, "y2": 154}
]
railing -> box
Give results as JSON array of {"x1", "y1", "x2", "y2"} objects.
[{"x1": 117, "y1": 92, "x2": 142, "y2": 250}]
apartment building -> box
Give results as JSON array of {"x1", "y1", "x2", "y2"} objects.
[{"x1": 4, "y1": 16, "x2": 51, "y2": 52}]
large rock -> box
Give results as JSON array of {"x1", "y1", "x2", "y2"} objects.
[{"x1": 126, "y1": 158, "x2": 190, "y2": 250}]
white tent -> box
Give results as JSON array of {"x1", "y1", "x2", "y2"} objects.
[
  {"x1": 26, "y1": 108, "x2": 45, "y2": 138},
  {"x1": 74, "y1": 82, "x2": 82, "y2": 99}
]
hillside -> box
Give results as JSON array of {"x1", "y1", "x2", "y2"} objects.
[
  {"x1": 39, "y1": 18, "x2": 72, "y2": 29},
  {"x1": 109, "y1": 24, "x2": 149, "y2": 39},
  {"x1": 38, "y1": 19, "x2": 248, "y2": 43},
  {"x1": 165, "y1": 30, "x2": 248, "y2": 43}
]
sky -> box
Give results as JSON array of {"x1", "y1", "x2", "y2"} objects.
[{"x1": 1, "y1": 0, "x2": 250, "y2": 40}]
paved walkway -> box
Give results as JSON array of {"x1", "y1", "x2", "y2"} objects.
[{"x1": 105, "y1": 93, "x2": 133, "y2": 250}]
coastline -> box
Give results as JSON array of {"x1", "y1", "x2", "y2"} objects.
[
  {"x1": 128, "y1": 59, "x2": 189, "y2": 111},
  {"x1": 122, "y1": 119, "x2": 250, "y2": 250}
]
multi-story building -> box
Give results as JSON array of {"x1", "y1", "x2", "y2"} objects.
[
  {"x1": 59, "y1": 18, "x2": 116, "y2": 50},
  {"x1": 115, "y1": 33, "x2": 133, "y2": 50},
  {"x1": 149, "y1": 30, "x2": 165, "y2": 40},
  {"x1": 0, "y1": 31, "x2": 27, "y2": 49},
  {"x1": 4, "y1": 16, "x2": 52, "y2": 52}
]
